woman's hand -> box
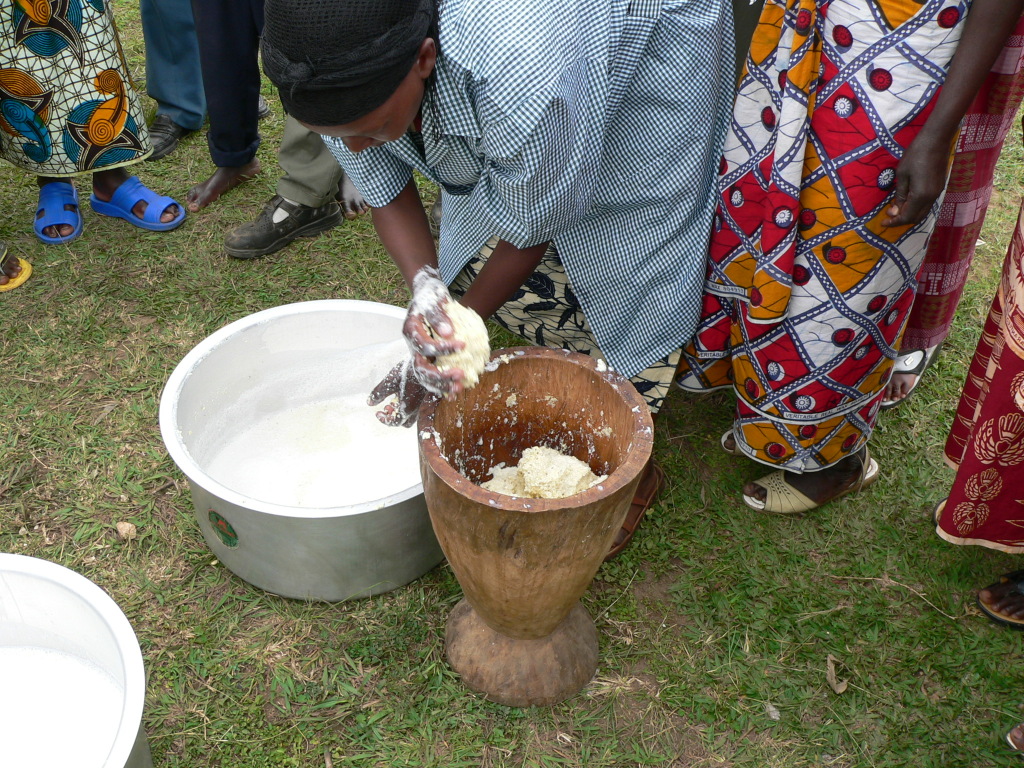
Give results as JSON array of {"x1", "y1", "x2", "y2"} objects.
[
  {"x1": 406, "y1": 266, "x2": 462, "y2": 357},
  {"x1": 404, "y1": 266, "x2": 468, "y2": 398},
  {"x1": 367, "y1": 358, "x2": 436, "y2": 427},
  {"x1": 882, "y1": 131, "x2": 952, "y2": 228},
  {"x1": 882, "y1": 0, "x2": 1024, "y2": 227},
  {"x1": 368, "y1": 266, "x2": 475, "y2": 427}
]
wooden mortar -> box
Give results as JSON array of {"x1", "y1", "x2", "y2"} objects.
[{"x1": 418, "y1": 348, "x2": 653, "y2": 706}]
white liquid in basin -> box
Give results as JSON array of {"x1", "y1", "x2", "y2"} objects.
[
  {"x1": 0, "y1": 647, "x2": 123, "y2": 767},
  {"x1": 206, "y1": 394, "x2": 420, "y2": 508}
]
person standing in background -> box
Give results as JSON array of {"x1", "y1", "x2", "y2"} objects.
[
  {"x1": 139, "y1": 0, "x2": 205, "y2": 161},
  {"x1": 934, "y1": 149, "x2": 1024, "y2": 630},
  {"x1": 881, "y1": 12, "x2": 1024, "y2": 408},
  {"x1": 183, "y1": 0, "x2": 369, "y2": 259},
  {"x1": 678, "y1": 0, "x2": 1024, "y2": 514},
  {"x1": 0, "y1": 0, "x2": 185, "y2": 244}
]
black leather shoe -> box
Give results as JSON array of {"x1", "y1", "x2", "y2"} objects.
[
  {"x1": 147, "y1": 114, "x2": 192, "y2": 161},
  {"x1": 224, "y1": 195, "x2": 343, "y2": 259}
]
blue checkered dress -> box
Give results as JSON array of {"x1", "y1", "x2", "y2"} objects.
[{"x1": 325, "y1": 0, "x2": 734, "y2": 378}]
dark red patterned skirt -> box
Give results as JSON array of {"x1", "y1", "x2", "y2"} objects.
[{"x1": 938, "y1": 201, "x2": 1024, "y2": 554}]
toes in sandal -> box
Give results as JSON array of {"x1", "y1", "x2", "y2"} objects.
[
  {"x1": 0, "y1": 257, "x2": 32, "y2": 292},
  {"x1": 605, "y1": 460, "x2": 665, "y2": 561},
  {"x1": 0, "y1": 243, "x2": 31, "y2": 292},
  {"x1": 880, "y1": 343, "x2": 942, "y2": 409},
  {"x1": 721, "y1": 429, "x2": 739, "y2": 456},
  {"x1": 977, "y1": 570, "x2": 1024, "y2": 630},
  {"x1": 743, "y1": 450, "x2": 879, "y2": 514},
  {"x1": 90, "y1": 175, "x2": 186, "y2": 232},
  {"x1": 1006, "y1": 723, "x2": 1024, "y2": 753},
  {"x1": 34, "y1": 181, "x2": 83, "y2": 245}
]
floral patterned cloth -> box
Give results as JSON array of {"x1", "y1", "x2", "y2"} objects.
[
  {"x1": 677, "y1": 0, "x2": 969, "y2": 472},
  {"x1": 0, "y1": 0, "x2": 150, "y2": 176},
  {"x1": 937, "y1": 201, "x2": 1024, "y2": 554}
]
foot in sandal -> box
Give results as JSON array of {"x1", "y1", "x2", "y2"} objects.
[
  {"x1": 0, "y1": 243, "x2": 31, "y2": 291},
  {"x1": 742, "y1": 448, "x2": 879, "y2": 513},
  {"x1": 978, "y1": 571, "x2": 1024, "y2": 629},
  {"x1": 34, "y1": 178, "x2": 83, "y2": 244},
  {"x1": 90, "y1": 168, "x2": 185, "y2": 231},
  {"x1": 605, "y1": 459, "x2": 665, "y2": 560},
  {"x1": 880, "y1": 344, "x2": 942, "y2": 409},
  {"x1": 1007, "y1": 722, "x2": 1024, "y2": 754}
]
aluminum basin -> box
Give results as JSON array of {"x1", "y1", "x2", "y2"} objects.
[
  {"x1": 159, "y1": 300, "x2": 443, "y2": 601},
  {"x1": 0, "y1": 554, "x2": 151, "y2": 768}
]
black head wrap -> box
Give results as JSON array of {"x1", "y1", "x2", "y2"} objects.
[{"x1": 262, "y1": 0, "x2": 437, "y2": 126}]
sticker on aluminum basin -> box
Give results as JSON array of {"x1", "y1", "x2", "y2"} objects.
[{"x1": 208, "y1": 510, "x2": 238, "y2": 548}]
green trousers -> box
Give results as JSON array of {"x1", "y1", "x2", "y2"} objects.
[{"x1": 276, "y1": 115, "x2": 344, "y2": 209}]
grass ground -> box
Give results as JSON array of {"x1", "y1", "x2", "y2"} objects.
[{"x1": 2, "y1": 7, "x2": 1024, "y2": 767}]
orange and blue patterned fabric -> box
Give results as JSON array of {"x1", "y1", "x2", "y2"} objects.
[
  {"x1": 678, "y1": 0, "x2": 970, "y2": 472},
  {"x1": 0, "y1": 0, "x2": 149, "y2": 175}
]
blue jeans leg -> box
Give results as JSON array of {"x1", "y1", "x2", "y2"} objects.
[{"x1": 140, "y1": 0, "x2": 206, "y2": 130}]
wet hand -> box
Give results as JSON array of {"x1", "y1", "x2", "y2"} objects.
[
  {"x1": 406, "y1": 266, "x2": 462, "y2": 354},
  {"x1": 367, "y1": 359, "x2": 436, "y2": 427},
  {"x1": 404, "y1": 266, "x2": 467, "y2": 397}
]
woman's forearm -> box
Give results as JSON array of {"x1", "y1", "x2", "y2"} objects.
[
  {"x1": 459, "y1": 239, "x2": 549, "y2": 320},
  {"x1": 370, "y1": 179, "x2": 438, "y2": 288},
  {"x1": 371, "y1": 180, "x2": 547, "y2": 320},
  {"x1": 884, "y1": 2, "x2": 1024, "y2": 226},
  {"x1": 920, "y1": 1, "x2": 1024, "y2": 146}
]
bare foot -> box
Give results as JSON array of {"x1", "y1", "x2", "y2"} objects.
[
  {"x1": 186, "y1": 160, "x2": 261, "y2": 212},
  {"x1": 36, "y1": 176, "x2": 78, "y2": 239},
  {"x1": 0, "y1": 249, "x2": 21, "y2": 286},
  {"x1": 92, "y1": 168, "x2": 181, "y2": 223},
  {"x1": 337, "y1": 172, "x2": 369, "y2": 219},
  {"x1": 743, "y1": 448, "x2": 868, "y2": 507}
]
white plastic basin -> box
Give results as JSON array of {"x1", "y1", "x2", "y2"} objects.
[{"x1": 0, "y1": 553, "x2": 151, "y2": 768}]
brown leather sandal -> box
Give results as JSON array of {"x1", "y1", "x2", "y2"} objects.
[{"x1": 605, "y1": 459, "x2": 665, "y2": 561}]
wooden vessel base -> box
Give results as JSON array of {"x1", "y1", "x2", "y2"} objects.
[{"x1": 445, "y1": 598, "x2": 598, "y2": 707}]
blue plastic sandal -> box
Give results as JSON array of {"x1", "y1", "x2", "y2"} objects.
[
  {"x1": 89, "y1": 175, "x2": 186, "y2": 232},
  {"x1": 34, "y1": 181, "x2": 83, "y2": 245}
]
